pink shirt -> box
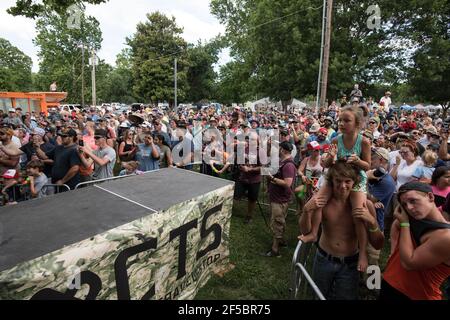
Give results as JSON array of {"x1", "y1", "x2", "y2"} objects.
[{"x1": 431, "y1": 185, "x2": 450, "y2": 198}]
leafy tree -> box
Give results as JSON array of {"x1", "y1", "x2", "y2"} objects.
[
  {"x1": 404, "y1": 0, "x2": 450, "y2": 115},
  {"x1": 127, "y1": 12, "x2": 189, "y2": 105},
  {"x1": 185, "y1": 39, "x2": 222, "y2": 103},
  {"x1": 7, "y1": 0, "x2": 107, "y2": 19},
  {"x1": 33, "y1": 9, "x2": 103, "y2": 103},
  {"x1": 0, "y1": 38, "x2": 33, "y2": 91},
  {"x1": 98, "y1": 48, "x2": 135, "y2": 104},
  {"x1": 210, "y1": 0, "x2": 440, "y2": 104}
]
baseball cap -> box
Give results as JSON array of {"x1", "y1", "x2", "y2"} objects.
[
  {"x1": 426, "y1": 127, "x2": 438, "y2": 135},
  {"x1": 324, "y1": 116, "x2": 333, "y2": 122},
  {"x1": 32, "y1": 128, "x2": 46, "y2": 137},
  {"x1": 280, "y1": 141, "x2": 293, "y2": 152},
  {"x1": 318, "y1": 127, "x2": 328, "y2": 135},
  {"x1": 94, "y1": 129, "x2": 107, "y2": 138},
  {"x1": 398, "y1": 181, "x2": 432, "y2": 199},
  {"x1": 59, "y1": 128, "x2": 77, "y2": 137},
  {"x1": 307, "y1": 141, "x2": 322, "y2": 151},
  {"x1": 309, "y1": 123, "x2": 320, "y2": 133},
  {"x1": 372, "y1": 147, "x2": 389, "y2": 161},
  {"x1": 8, "y1": 108, "x2": 15, "y2": 113}
]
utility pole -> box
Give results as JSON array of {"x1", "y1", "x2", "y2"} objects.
[
  {"x1": 81, "y1": 44, "x2": 85, "y2": 108},
  {"x1": 319, "y1": 0, "x2": 333, "y2": 111},
  {"x1": 316, "y1": 0, "x2": 327, "y2": 112},
  {"x1": 174, "y1": 58, "x2": 177, "y2": 110},
  {"x1": 91, "y1": 48, "x2": 97, "y2": 108}
]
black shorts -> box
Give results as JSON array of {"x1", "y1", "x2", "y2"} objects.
[{"x1": 234, "y1": 181, "x2": 261, "y2": 201}]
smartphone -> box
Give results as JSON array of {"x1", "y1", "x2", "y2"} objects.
[{"x1": 79, "y1": 140, "x2": 84, "y2": 147}]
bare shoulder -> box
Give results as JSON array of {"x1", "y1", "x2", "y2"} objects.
[
  {"x1": 423, "y1": 228, "x2": 450, "y2": 252},
  {"x1": 361, "y1": 136, "x2": 371, "y2": 147}
]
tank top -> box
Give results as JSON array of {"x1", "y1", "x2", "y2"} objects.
[
  {"x1": 336, "y1": 133, "x2": 367, "y2": 193},
  {"x1": 305, "y1": 156, "x2": 323, "y2": 179},
  {"x1": 337, "y1": 133, "x2": 362, "y2": 159},
  {"x1": 383, "y1": 222, "x2": 450, "y2": 300}
]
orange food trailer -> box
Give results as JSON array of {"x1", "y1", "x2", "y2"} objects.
[{"x1": 0, "y1": 92, "x2": 68, "y2": 115}]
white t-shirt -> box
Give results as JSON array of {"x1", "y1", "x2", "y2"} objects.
[
  {"x1": 388, "y1": 150, "x2": 400, "y2": 171},
  {"x1": 396, "y1": 159, "x2": 423, "y2": 191},
  {"x1": 12, "y1": 136, "x2": 21, "y2": 148},
  {"x1": 380, "y1": 96, "x2": 391, "y2": 112}
]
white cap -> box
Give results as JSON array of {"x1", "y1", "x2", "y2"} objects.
[{"x1": 8, "y1": 108, "x2": 15, "y2": 113}]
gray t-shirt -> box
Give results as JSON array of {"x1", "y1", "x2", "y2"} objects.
[
  {"x1": 34, "y1": 173, "x2": 49, "y2": 198},
  {"x1": 92, "y1": 146, "x2": 116, "y2": 180}
]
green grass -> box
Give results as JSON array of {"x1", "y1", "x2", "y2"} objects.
[
  {"x1": 196, "y1": 199, "x2": 300, "y2": 300},
  {"x1": 196, "y1": 190, "x2": 394, "y2": 300}
]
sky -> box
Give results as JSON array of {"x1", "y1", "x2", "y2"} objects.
[{"x1": 0, "y1": 0, "x2": 230, "y2": 72}]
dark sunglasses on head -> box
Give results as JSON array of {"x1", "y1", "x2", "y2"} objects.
[{"x1": 59, "y1": 134, "x2": 69, "y2": 138}]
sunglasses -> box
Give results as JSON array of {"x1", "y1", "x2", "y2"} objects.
[
  {"x1": 94, "y1": 136, "x2": 104, "y2": 140},
  {"x1": 399, "y1": 151, "x2": 410, "y2": 155},
  {"x1": 369, "y1": 121, "x2": 377, "y2": 124},
  {"x1": 59, "y1": 134, "x2": 69, "y2": 138}
]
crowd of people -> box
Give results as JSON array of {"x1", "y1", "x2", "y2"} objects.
[{"x1": 0, "y1": 87, "x2": 449, "y2": 300}]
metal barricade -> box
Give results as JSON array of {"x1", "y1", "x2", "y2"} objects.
[
  {"x1": 41, "y1": 184, "x2": 71, "y2": 195},
  {"x1": 289, "y1": 240, "x2": 325, "y2": 300}
]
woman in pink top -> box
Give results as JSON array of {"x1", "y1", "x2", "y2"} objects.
[{"x1": 431, "y1": 166, "x2": 450, "y2": 208}]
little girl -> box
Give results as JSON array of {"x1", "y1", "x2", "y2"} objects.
[
  {"x1": 300, "y1": 105, "x2": 371, "y2": 272},
  {"x1": 412, "y1": 150, "x2": 437, "y2": 184},
  {"x1": 119, "y1": 161, "x2": 143, "y2": 176}
]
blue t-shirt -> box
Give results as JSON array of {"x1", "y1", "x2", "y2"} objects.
[
  {"x1": 136, "y1": 144, "x2": 160, "y2": 172},
  {"x1": 412, "y1": 166, "x2": 435, "y2": 180},
  {"x1": 368, "y1": 173, "x2": 396, "y2": 231}
]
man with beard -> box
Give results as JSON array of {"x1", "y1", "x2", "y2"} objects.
[
  {"x1": 37, "y1": 128, "x2": 81, "y2": 190},
  {"x1": 265, "y1": 141, "x2": 297, "y2": 257}
]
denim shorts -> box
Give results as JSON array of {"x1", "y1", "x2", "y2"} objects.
[{"x1": 312, "y1": 247, "x2": 359, "y2": 300}]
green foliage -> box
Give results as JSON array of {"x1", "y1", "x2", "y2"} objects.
[
  {"x1": 127, "y1": 12, "x2": 189, "y2": 105},
  {"x1": 211, "y1": 0, "x2": 448, "y2": 104},
  {"x1": 406, "y1": 0, "x2": 450, "y2": 113},
  {"x1": 185, "y1": 39, "x2": 222, "y2": 103},
  {"x1": 7, "y1": 0, "x2": 108, "y2": 19},
  {"x1": 0, "y1": 38, "x2": 33, "y2": 91},
  {"x1": 98, "y1": 48, "x2": 135, "y2": 104},
  {"x1": 33, "y1": 9, "x2": 103, "y2": 103}
]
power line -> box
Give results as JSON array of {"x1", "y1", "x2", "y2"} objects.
[
  {"x1": 144, "y1": 5, "x2": 324, "y2": 62},
  {"x1": 243, "y1": 5, "x2": 324, "y2": 34}
]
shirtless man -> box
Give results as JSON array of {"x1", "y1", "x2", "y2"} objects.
[
  {"x1": 299, "y1": 160, "x2": 384, "y2": 299},
  {"x1": 380, "y1": 181, "x2": 450, "y2": 300}
]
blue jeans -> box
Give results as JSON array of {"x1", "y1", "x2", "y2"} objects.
[{"x1": 312, "y1": 248, "x2": 359, "y2": 300}]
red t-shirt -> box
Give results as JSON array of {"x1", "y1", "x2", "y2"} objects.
[{"x1": 268, "y1": 158, "x2": 297, "y2": 203}]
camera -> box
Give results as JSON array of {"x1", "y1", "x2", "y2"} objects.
[
  {"x1": 79, "y1": 140, "x2": 84, "y2": 147},
  {"x1": 373, "y1": 167, "x2": 386, "y2": 178}
]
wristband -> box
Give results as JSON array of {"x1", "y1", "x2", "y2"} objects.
[
  {"x1": 400, "y1": 222, "x2": 410, "y2": 228},
  {"x1": 369, "y1": 226, "x2": 379, "y2": 233}
]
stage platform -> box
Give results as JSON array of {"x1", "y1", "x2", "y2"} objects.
[{"x1": 0, "y1": 169, "x2": 234, "y2": 300}]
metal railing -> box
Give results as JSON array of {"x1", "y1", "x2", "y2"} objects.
[
  {"x1": 289, "y1": 240, "x2": 325, "y2": 300},
  {"x1": 0, "y1": 183, "x2": 71, "y2": 206},
  {"x1": 41, "y1": 184, "x2": 71, "y2": 195}
]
